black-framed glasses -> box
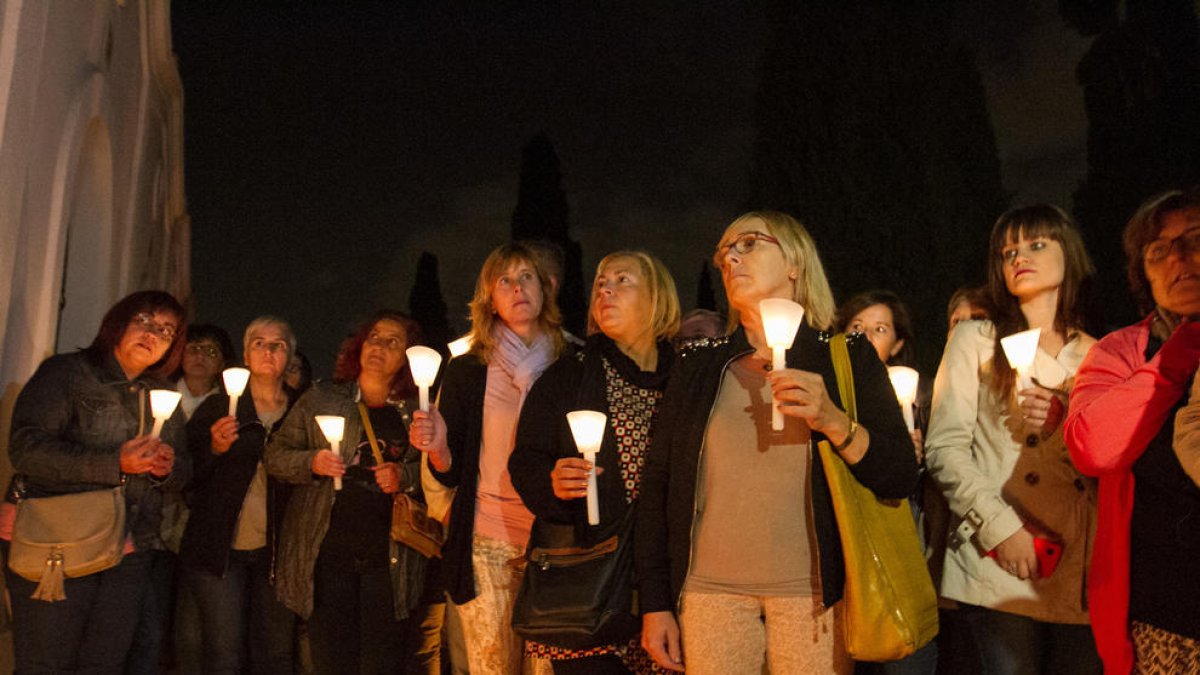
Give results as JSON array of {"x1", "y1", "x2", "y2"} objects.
[
  {"x1": 1144, "y1": 228, "x2": 1200, "y2": 264},
  {"x1": 185, "y1": 343, "x2": 220, "y2": 358},
  {"x1": 133, "y1": 313, "x2": 177, "y2": 341},
  {"x1": 366, "y1": 333, "x2": 404, "y2": 352},
  {"x1": 718, "y1": 231, "x2": 781, "y2": 258},
  {"x1": 249, "y1": 339, "x2": 289, "y2": 354}
]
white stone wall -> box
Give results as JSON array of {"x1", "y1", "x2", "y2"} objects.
[{"x1": 0, "y1": 0, "x2": 188, "y2": 517}]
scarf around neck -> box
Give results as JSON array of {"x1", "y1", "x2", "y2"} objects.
[{"x1": 490, "y1": 322, "x2": 555, "y2": 405}]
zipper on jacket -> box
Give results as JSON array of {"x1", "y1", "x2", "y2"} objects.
[{"x1": 677, "y1": 346, "x2": 751, "y2": 614}]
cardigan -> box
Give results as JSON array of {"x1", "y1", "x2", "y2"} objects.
[
  {"x1": 635, "y1": 323, "x2": 919, "y2": 615},
  {"x1": 180, "y1": 388, "x2": 296, "y2": 578},
  {"x1": 1065, "y1": 316, "x2": 1200, "y2": 674}
]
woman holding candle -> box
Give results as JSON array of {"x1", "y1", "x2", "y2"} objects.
[
  {"x1": 1063, "y1": 188, "x2": 1200, "y2": 673},
  {"x1": 509, "y1": 250, "x2": 681, "y2": 674},
  {"x1": 409, "y1": 242, "x2": 568, "y2": 674},
  {"x1": 265, "y1": 310, "x2": 432, "y2": 674},
  {"x1": 637, "y1": 211, "x2": 918, "y2": 674},
  {"x1": 1, "y1": 290, "x2": 189, "y2": 673},
  {"x1": 924, "y1": 204, "x2": 1100, "y2": 674},
  {"x1": 181, "y1": 316, "x2": 299, "y2": 674}
]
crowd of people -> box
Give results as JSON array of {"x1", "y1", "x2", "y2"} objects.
[{"x1": 2, "y1": 188, "x2": 1199, "y2": 675}]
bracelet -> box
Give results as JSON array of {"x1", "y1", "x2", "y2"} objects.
[{"x1": 832, "y1": 419, "x2": 859, "y2": 453}]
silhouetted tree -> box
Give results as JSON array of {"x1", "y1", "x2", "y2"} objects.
[
  {"x1": 696, "y1": 260, "x2": 718, "y2": 311},
  {"x1": 749, "y1": 1, "x2": 1007, "y2": 371},
  {"x1": 511, "y1": 133, "x2": 587, "y2": 335},
  {"x1": 408, "y1": 251, "x2": 451, "y2": 357},
  {"x1": 1064, "y1": 0, "x2": 1200, "y2": 326}
]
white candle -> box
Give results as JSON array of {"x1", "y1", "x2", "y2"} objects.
[
  {"x1": 1000, "y1": 328, "x2": 1041, "y2": 393},
  {"x1": 888, "y1": 366, "x2": 920, "y2": 432},
  {"x1": 222, "y1": 367, "x2": 250, "y2": 418},
  {"x1": 567, "y1": 410, "x2": 606, "y2": 526},
  {"x1": 405, "y1": 346, "x2": 443, "y2": 412},
  {"x1": 148, "y1": 389, "x2": 182, "y2": 439},
  {"x1": 447, "y1": 335, "x2": 473, "y2": 358},
  {"x1": 315, "y1": 415, "x2": 346, "y2": 491},
  {"x1": 758, "y1": 299, "x2": 806, "y2": 431}
]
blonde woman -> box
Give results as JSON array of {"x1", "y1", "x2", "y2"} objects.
[
  {"x1": 636, "y1": 212, "x2": 918, "y2": 674},
  {"x1": 409, "y1": 242, "x2": 569, "y2": 674}
]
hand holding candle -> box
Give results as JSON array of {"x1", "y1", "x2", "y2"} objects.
[
  {"x1": 315, "y1": 415, "x2": 346, "y2": 490},
  {"x1": 567, "y1": 410, "x2": 606, "y2": 525},
  {"x1": 222, "y1": 367, "x2": 250, "y2": 418},
  {"x1": 406, "y1": 346, "x2": 443, "y2": 412},
  {"x1": 759, "y1": 299, "x2": 806, "y2": 431},
  {"x1": 149, "y1": 389, "x2": 182, "y2": 439},
  {"x1": 887, "y1": 366, "x2": 919, "y2": 432}
]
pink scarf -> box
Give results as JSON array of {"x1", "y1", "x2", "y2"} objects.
[{"x1": 490, "y1": 323, "x2": 554, "y2": 406}]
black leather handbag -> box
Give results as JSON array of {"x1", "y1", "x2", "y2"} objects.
[{"x1": 511, "y1": 504, "x2": 639, "y2": 650}]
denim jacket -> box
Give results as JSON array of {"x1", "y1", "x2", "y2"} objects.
[
  {"x1": 7, "y1": 350, "x2": 190, "y2": 552},
  {"x1": 264, "y1": 380, "x2": 426, "y2": 620}
]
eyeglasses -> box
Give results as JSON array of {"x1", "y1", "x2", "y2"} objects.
[
  {"x1": 249, "y1": 339, "x2": 289, "y2": 354},
  {"x1": 1144, "y1": 228, "x2": 1200, "y2": 264},
  {"x1": 366, "y1": 333, "x2": 404, "y2": 352},
  {"x1": 718, "y1": 231, "x2": 781, "y2": 259},
  {"x1": 185, "y1": 343, "x2": 220, "y2": 358},
  {"x1": 133, "y1": 313, "x2": 177, "y2": 341}
]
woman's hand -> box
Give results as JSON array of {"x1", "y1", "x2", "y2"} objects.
[
  {"x1": 767, "y1": 368, "x2": 845, "y2": 433},
  {"x1": 372, "y1": 462, "x2": 402, "y2": 494},
  {"x1": 992, "y1": 526, "x2": 1039, "y2": 580},
  {"x1": 910, "y1": 428, "x2": 925, "y2": 464},
  {"x1": 150, "y1": 444, "x2": 175, "y2": 478},
  {"x1": 409, "y1": 406, "x2": 452, "y2": 472},
  {"x1": 119, "y1": 436, "x2": 162, "y2": 474},
  {"x1": 550, "y1": 457, "x2": 604, "y2": 500},
  {"x1": 209, "y1": 416, "x2": 239, "y2": 455},
  {"x1": 311, "y1": 449, "x2": 345, "y2": 479},
  {"x1": 641, "y1": 610, "x2": 685, "y2": 672},
  {"x1": 1017, "y1": 386, "x2": 1065, "y2": 439}
]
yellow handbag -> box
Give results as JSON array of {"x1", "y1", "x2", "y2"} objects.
[{"x1": 817, "y1": 334, "x2": 938, "y2": 662}]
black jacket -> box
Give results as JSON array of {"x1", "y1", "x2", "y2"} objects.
[
  {"x1": 427, "y1": 353, "x2": 491, "y2": 604},
  {"x1": 635, "y1": 324, "x2": 919, "y2": 614},
  {"x1": 180, "y1": 388, "x2": 296, "y2": 577},
  {"x1": 509, "y1": 335, "x2": 672, "y2": 538}
]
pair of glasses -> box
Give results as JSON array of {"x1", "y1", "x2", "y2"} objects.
[
  {"x1": 718, "y1": 231, "x2": 781, "y2": 258},
  {"x1": 249, "y1": 339, "x2": 289, "y2": 354},
  {"x1": 366, "y1": 334, "x2": 404, "y2": 352},
  {"x1": 1144, "y1": 228, "x2": 1200, "y2": 264},
  {"x1": 133, "y1": 313, "x2": 177, "y2": 341},
  {"x1": 185, "y1": 343, "x2": 220, "y2": 358}
]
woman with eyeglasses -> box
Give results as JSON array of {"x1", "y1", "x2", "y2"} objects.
[
  {"x1": 409, "y1": 242, "x2": 569, "y2": 674},
  {"x1": 925, "y1": 205, "x2": 1100, "y2": 674},
  {"x1": 637, "y1": 212, "x2": 918, "y2": 674},
  {"x1": 1065, "y1": 188, "x2": 1200, "y2": 674},
  {"x1": 266, "y1": 310, "x2": 433, "y2": 674},
  {"x1": 181, "y1": 316, "x2": 300, "y2": 674},
  {"x1": 1, "y1": 290, "x2": 190, "y2": 673},
  {"x1": 176, "y1": 323, "x2": 236, "y2": 420}
]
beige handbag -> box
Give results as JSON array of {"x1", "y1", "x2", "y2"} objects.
[{"x1": 8, "y1": 486, "x2": 126, "y2": 602}]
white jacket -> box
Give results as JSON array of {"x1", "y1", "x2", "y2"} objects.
[{"x1": 926, "y1": 320, "x2": 1096, "y2": 624}]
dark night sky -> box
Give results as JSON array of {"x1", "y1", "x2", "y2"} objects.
[{"x1": 173, "y1": 1, "x2": 1091, "y2": 375}]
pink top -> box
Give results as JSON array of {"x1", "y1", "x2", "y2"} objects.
[
  {"x1": 1064, "y1": 317, "x2": 1200, "y2": 674},
  {"x1": 473, "y1": 361, "x2": 535, "y2": 546}
]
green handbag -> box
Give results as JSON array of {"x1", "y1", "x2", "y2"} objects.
[{"x1": 818, "y1": 334, "x2": 938, "y2": 662}]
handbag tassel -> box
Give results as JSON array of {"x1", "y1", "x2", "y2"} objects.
[{"x1": 31, "y1": 547, "x2": 67, "y2": 602}]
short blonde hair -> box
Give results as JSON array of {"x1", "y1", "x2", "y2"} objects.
[
  {"x1": 243, "y1": 315, "x2": 296, "y2": 357},
  {"x1": 466, "y1": 242, "x2": 566, "y2": 364},
  {"x1": 586, "y1": 250, "x2": 681, "y2": 341},
  {"x1": 713, "y1": 211, "x2": 836, "y2": 331}
]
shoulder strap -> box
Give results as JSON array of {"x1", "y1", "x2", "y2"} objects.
[
  {"x1": 356, "y1": 401, "x2": 387, "y2": 466},
  {"x1": 830, "y1": 333, "x2": 857, "y2": 423}
]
